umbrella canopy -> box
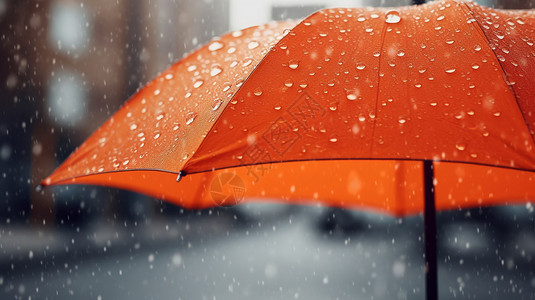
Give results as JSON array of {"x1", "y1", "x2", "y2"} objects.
[{"x1": 43, "y1": 0, "x2": 535, "y2": 216}]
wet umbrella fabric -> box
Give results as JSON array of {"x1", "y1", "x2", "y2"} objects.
[{"x1": 43, "y1": 1, "x2": 535, "y2": 299}]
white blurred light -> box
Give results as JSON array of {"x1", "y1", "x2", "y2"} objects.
[
  {"x1": 229, "y1": 0, "x2": 364, "y2": 31},
  {"x1": 47, "y1": 71, "x2": 86, "y2": 127},
  {"x1": 49, "y1": 3, "x2": 89, "y2": 54}
]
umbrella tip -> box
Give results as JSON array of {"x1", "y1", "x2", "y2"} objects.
[
  {"x1": 411, "y1": 0, "x2": 426, "y2": 4},
  {"x1": 176, "y1": 171, "x2": 187, "y2": 182}
]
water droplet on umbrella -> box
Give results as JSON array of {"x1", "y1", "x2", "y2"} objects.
[
  {"x1": 445, "y1": 68, "x2": 456, "y2": 73},
  {"x1": 122, "y1": 160, "x2": 130, "y2": 166},
  {"x1": 193, "y1": 80, "x2": 204, "y2": 88},
  {"x1": 154, "y1": 89, "x2": 161, "y2": 96},
  {"x1": 208, "y1": 41, "x2": 224, "y2": 51},
  {"x1": 493, "y1": 112, "x2": 501, "y2": 117},
  {"x1": 156, "y1": 113, "x2": 164, "y2": 121},
  {"x1": 154, "y1": 133, "x2": 161, "y2": 139},
  {"x1": 165, "y1": 74, "x2": 173, "y2": 80},
  {"x1": 299, "y1": 81, "x2": 308, "y2": 88},
  {"x1": 356, "y1": 64, "x2": 366, "y2": 70},
  {"x1": 243, "y1": 58, "x2": 253, "y2": 67},
  {"x1": 187, "y1": 65, "x2": 197, "y2": 72},
  {"x1": 185, "y1": 112, "x2": 197, "y2": 125},
  {"x1": 329, "y1": 138, "x2": 338, "y2": 143},
  {"x1": 474, "y1": 45, "x2": 482, "y2": 51},
  {"x1": 248, "y1": 41, "x2": 259, "y2": 50},
  {"x1": 173, "y1": 124, "x2": 180, "y2": 131},
  {"x1": 397, "y1": 51, "x2": 405, "y2": 57},
  {"x1": 211, "y1": 98, "x2": 223, "y2": 111},
  {"x1": 385, "y1": 11, "x2": 401, "y2": 24},
  {"x1": 398, "y1": 118, "x2": 406, "y2": 124},
  {"x1": 454, "y1": 142, "x2": 467, "y2": 151},
  {"x1": 210, "y1": 65, "x2": 222, "y2": 77},
  {"x1": 357, "y1": 16, "x2": 366, "y2": 22},
  {"x1": 437, "y1": 15, "x2": 445, "y2": 21},
  {"x1": 472, "y1": 64, "x2": 480, "y2": 69},
  {"x1": 346, "y1": 89, "x2": 359, "y2": 100},
  {"x1": 371, "y1": 13, "x2": 379, "y2": 19},
  {"x1": 253, "y1": 88, "x2": 263, "y2": 96},
  {"x1": 288, "y1": 60, "x2": 299, "y2": 69},
  {"x1": 232, "y1": 30, "x2": 243, "y2": 37},
  {"x1": 284, "y1": 80, "x2": 293, "y2": 87},
  {"x1": 130, "y1": 124, "x2": 137, "y2": 130},
  {"x1": 274, "y1": 106, "x2": 282, "y2": 110}
]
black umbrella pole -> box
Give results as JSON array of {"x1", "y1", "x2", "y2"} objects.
[{"x1": 423, "y1": 160, "x2": 438, "y2": 300}]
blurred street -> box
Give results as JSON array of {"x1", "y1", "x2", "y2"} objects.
[{"x1": 1, "y1": 204, "x2": 534, "y2": 300}]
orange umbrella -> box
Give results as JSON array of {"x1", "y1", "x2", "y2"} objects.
[{"x1": 42, "y1": 0, "x2": 535, "y2": 299}]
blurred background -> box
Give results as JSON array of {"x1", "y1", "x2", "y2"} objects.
[{"x1": 1, "y1": 0, "x2": 534, "y2": 299}]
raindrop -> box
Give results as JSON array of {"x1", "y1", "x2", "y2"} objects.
[
  {"x1": 472, "y1": 64, "x2": 480, "y2": 69},
  {"x1": 193, "y1": 80, "x2": 204, "y2": 88},
  {"x1": 243, "y1": 58, "x2": 253, "y2": 67},
  {"x1": 284, "y1": 80, "x2": 293, "y2": 87},
  {"x1": 156, "y1": 113, "x2": 164, "y2": 121},
  {"x1": 445, "y1": 68, "x2": 456, "y2": 73},
  {"x1": 299, "y1": 81, "x2": 308, "y2": 88},
  {"x1": 474, "y1": 45, "x2": 482, "y2": 51},
  {"x1": 445, "y1": 40, "x2": 454, "y2": 45},
  {"x1": 346, "y1": 90, "x2": 359, "y2": 100},
  {"x1": 437, "y1": 15, "x2": 445, "y2": 21},
  {"x1": 187, "y1": 65, "x2": 197, "y2": 72},
  {"x1": 173, "y1": 124, "x2": 180, "y2": 131},
  {"x1": 185, "y1": 112, "x2": 197, "y2": 125},
  {"x1": 357, "y1": 16, "x2": 366, "y2": 22},
  {"x1": 248, "y1": 41, "x2": 259, "y2": 50},
  {"x1": 232, "y1": 30, "x2": 243, "y2": 37},
  {"x1": 329, "y1": 138, "x2": 338, "y2": 143},
  {"x1": 130, "y1": 124, "x2": 137, "y2": 130},
  {"x1": 455, "y1": 143, "x2": 466, "y2": 151},
  {"x1": 154, "y1": 133, "x2": 161, "y2": 139},
  {"x1": 211, "y1": 98, "x2": 223, "y2": 111},
  {"x1": 154, "y1": 89, "x2": 161, "y2": 96},
  {"x1": 398, "y1": 118, "x2": 406, "y2": 124},
  {"x1": 253, "y1": 88, "x2": 263, "y2": 96},
  {"x1": 165, "y1": 74, "x2": 174, "y2": 80},
  {"x1": 208, "y1": 41, "x2": 224, "y2": 51},
  {"x1": 288, "y1": 60, "x2": 299, "y2": 69},
  {"x1": 356, "y1": 63, "x2": 366, "y2": 70},
  {"x1": 274, "y1": 106, "x2": 282, "y2": 110},
  {"x1": 385, "y1": 11, "x2": 401, "y2": 24},
  {"x1": 210, "y1": 65, "x2": 222, "y2": 77},
  {"x1": 397, "y1": 50, "x2": 405, "y2": 57}
]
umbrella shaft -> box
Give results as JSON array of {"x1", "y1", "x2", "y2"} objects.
[{"x1": 424, "y1": 160, "x2": 438, "y2": 300}]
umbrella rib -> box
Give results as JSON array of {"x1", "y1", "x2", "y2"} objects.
[
  {"x1": 460, "y1": 0, "x2": 535, "y2": 148},
  {"x1": 180, "y1": 19, "x2": 310, "y2": 175},
  {"x1": 369, "y1": 15, "x2": 389, "y2": 156},
  {"x1": 182, "y1": 157, "x2": 535, "y2": 176}
]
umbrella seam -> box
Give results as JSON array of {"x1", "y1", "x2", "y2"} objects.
[
  {"x1": 460, "y1": 0, "x2": 535, "y2": 149},
  {"x1": 181, "y1": 17, "x2": 319, "y2": 175},
  {"x1": 370, "y1": 13, "x2": 389, "y2": 157},
  {"x1": 42, "y1": 156, "x2": 535, "y2": 188}
]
